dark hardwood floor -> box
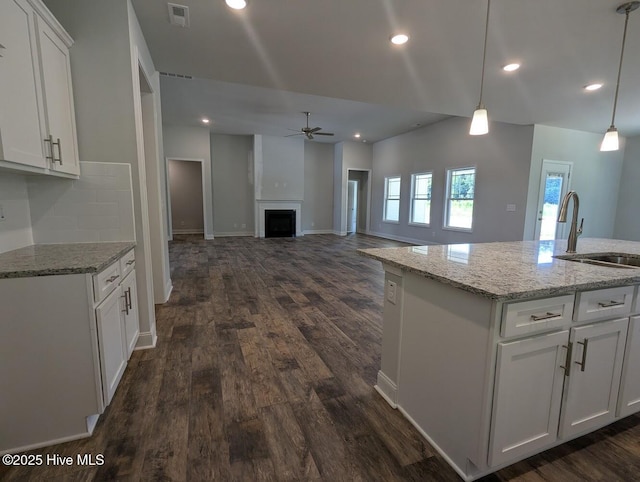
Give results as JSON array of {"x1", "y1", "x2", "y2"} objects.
[{"x1": 2, "y1": 234, "x2": 640, "y2": 481}]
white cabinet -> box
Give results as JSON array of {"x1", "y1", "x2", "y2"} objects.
[
  {"x1": 0, "y1": 0, "x2": 47, "y2": 169},
  {"x1": 0, "y1": 0, "x2": 79, "y2": 177},
  {"x1": 490, "y1": 330, "x2": 568, "y2": 467},
  {"x1": 121, "y1": 270, "x2": 139, "y2": 359},
  {"x1": 618, "y1": 315, "x2": 640, "y2": 417},
  {"x1": 95, "y1": 286, "x2": 127, "y2": 405},
  {"x1": 559, "y1": 318, "x2": 628, "y2": 438}
]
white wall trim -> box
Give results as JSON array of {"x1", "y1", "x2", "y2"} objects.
[
  {"x1": 333, "y1": 230, "x2": 347, "y2": 236},
  {"x1": 255, "y1": 200, "x2": 303, "y2": 237},
  {"x1": 303, "y1": 229, "x2": 335, "y2": 235},
  {"x1": 214, "y1": 231, "x2": 254, "y2": 237},
  {"x1": 135, "y1": 330, "x2": 157, "y2": 350},
  {"x1": 163, "y1": 280, "x2": 173, "y2": 303},
  {"x1": 205, "y1": 234, "x2": 215, "y2": 240},
  {"x1": 375, "y1": 370, "x2": 398, "y2": 408},
  {"x1": 172, "y1": 229, "x2": 205, "y2": 235}
]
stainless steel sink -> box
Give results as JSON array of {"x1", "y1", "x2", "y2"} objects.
[{"x1": 555, "y1": 253, "x2": 640, "y2": 269}]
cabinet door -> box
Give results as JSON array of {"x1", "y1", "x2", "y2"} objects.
[
  {"x1": 618, "y1": 316, "x2": 640, "y2": 417},
  {"x1": 121, "y1": 271, "x2": 139, "y2": 359},
  {"x1": 36, "y1": 16, "x2": 79, "y2": 176},
  {"x1": 559, "y1": 318, "x2": 628, "y2": 439},
  {"x1": 489, "y1": 330, "x2": 569, "y2": 467},
  {"x1": 0, "y1": 0, "x2": 46, "y2": 168},
  {"x1": 96, "y1": 287, "x2": 127, "y2": 405}
]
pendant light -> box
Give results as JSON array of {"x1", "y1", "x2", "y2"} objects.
[
  {"x1": 600, "y1": 2, "x2": 639, "y2": 151},
  {"x1": 470, "y1": 0, "x2": 491, "y2": 136}
]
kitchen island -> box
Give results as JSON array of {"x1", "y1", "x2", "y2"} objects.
[{"x1": 360, "y1": 238, "x2": 640, "y2": 481}]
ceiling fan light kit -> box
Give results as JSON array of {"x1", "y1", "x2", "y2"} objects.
[
  {"x1": 470, "y1": 0, "x2": 491, "y2": 136},
  {"x1": 600, "y1": 1, "x2": 638, "y2": 152}
]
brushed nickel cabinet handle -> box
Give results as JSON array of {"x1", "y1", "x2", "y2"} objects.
[
  {"x1": 530, "y1": 312, "x2": 561, "y2": 322},
  {"x1": 597, "y1": 300, "x2": 624, "y2": 308},
  {"x1": 560, "y1": 342, "x2": 573, "y2": 377},
  {"x1": 106, "y1": 274, "x2": 120, "y2": 283},
  {"x1": 126, "y1": 287, "x2": 132, "y2": 310},
  {"x1": 44, "y1": 135, "x2": 54, "y2": 162},
  {"x1": 121, "y1": 291, "x2": 129, "y2": 315},
  {"x1": 53, "y1": 138, "x2": 62, "y2": 164},
  {"x1": 126, "y1": 260, "x2": 135, "y2": 266},
  {"x1": 575, "y1": 339, "x2": 589, "y2": 372}
]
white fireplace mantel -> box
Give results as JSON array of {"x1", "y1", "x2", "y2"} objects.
[{"x1": 255, "y1": 200, "x2": 303, "y2": 238}]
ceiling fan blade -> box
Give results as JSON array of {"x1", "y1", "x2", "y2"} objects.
[
  {"x1": 306, "y1": 133, "x2": 314, "y2": 140},
  {"x1": 314, "y1": 132, "x2": 334, "y2": 136},
  {"x1": 287, "y1": 128, "x2": 302, "y2": 132},
  {"x1": 309, "y1": 127, "x2": 322, "y2": 133},
  {"x1": 285, "y1": 132, "x2": 304, "y2": 137}
]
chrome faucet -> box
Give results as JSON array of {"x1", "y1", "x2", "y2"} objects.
[{"x1": 557, "y1": 191, "x2": 583, "y2": 253}]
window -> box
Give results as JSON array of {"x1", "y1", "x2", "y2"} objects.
[
  {"x1": 410, "y1": 172, "x2": 432, "y2": 225},
  {"x1": 444, "y1": 167, "x2": 476, "y2": 230},
  {"x1": 383, "y1": 176, "x2": 401, "y2": 222}
]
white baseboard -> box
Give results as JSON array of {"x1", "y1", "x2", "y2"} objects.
[
  {"x1": 205, "y1": 234, "x2": 215, "y2": 240},
  {"x1": 366, "y1": 230, "x2": 437, "y2": 246},
  {"x1": 213, "y1": 231, "x2": 254, "y2": 237},
  {"x1": 172, "y1": 229, "x2": 205, "y2": 235},
  {"x1": 303, "y1": 229, "x2": 334, "y2": 235},
  {"x1": 375, "y1": 370, "x2": 398, "y2": 408},
  {"x1": 162, "y1": 280, "x2": 173, "y2": 303},
  {"x1": 135, "y1": 330, "x2": 157, "y2": 350},
  {"x1": 333, "y1": 230, "x2": 347, "y2": 236},
  {"x1": 1, "y1": 429, "x2": 92, "y2": 456}
]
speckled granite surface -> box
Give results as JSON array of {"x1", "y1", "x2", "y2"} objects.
[
  {"x1": 0, "y1": 242, "x2": 135, "y2": 279},
  {"x1": 359, "y1": 238, "x2": 640, "y2": 301}
]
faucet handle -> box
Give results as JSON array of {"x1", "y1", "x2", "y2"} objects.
[{"x1": 578, "y1": 218, "x2": 584, "y2": 235}]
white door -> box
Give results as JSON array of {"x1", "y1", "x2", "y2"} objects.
[
  {"x1": 95, "y1": 288, "x2": 127, "y2": 405},
  {"x1": 534, "y1": 160, "x2": 572, "y2": 241},
  {"x1": 489, "y1": 330, "x2": 569, "y2": 467},
  {"x1": 559, "y1": 318, "x2": 628, "y2": 438},
  {"x1": 347, "y1": 180, "x2": 358, "y2": 234},
  {"x1": 36, "y1": 16, "x2": 79, "y2": 175},
  {"x1": 0, "y1": 0, "x2": 46, "y2": 168},
  {"x1": 618, "y1": 316, "x2": 640, "y2": 417}
]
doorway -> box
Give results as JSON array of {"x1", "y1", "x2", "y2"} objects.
[
  {"x1": 167, "y1": 159, "x2": 205, "y2": 237},
  {"x1": 347, "y1": 169, "x2": 371, "y2": 234},
  {"x1": 534, "y1": 160, "x2": 573, "y2": 241}
]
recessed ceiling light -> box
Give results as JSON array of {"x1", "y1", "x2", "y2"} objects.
[
  {"x1": 502, "y1": 63, "x2": 520, "y2": 72},
  {"x1": 202, "y1": 118, "x2": 210, "y2": 124},
  {"x1": 362, "y1": 139, "x2": 368, "y2": 143},
  {"x1": 354, "y1": 133, "x2": 361, "y2": 138},
  {"x1": 390, "y1": 34, "x2": 409, "y2": 45},
  {"x1": 584, "y1": 83, "x2": 603, "y2": 91},
  {"x1": 225, "y1": 0, "x2": 246, "y2": 10}
]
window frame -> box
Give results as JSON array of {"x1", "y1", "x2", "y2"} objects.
[
  {"x1": 443, "y1": 166, "x2": 476, "y2": 232},
  {"x1": 409, "y1": 171, "x2": 433, "y2": 227},
  {"x1": 383, "y1": 175, "x2": 401, "y2": 224}
]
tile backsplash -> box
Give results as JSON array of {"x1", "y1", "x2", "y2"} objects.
[{"x1": 28, "y1": 162, "x2": 135, "y2": 243}]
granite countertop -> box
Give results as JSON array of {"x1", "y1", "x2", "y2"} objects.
[
  {"x1": 359, "y1": 238, "x2": 640, "y2": 301},
  {"x1": 0, "y1": 242, "x2": 136, "y2": 279}
]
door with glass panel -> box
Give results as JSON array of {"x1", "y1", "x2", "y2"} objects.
[{"x1": 535, "y1": 160, "x2": 572, "y2": 241}]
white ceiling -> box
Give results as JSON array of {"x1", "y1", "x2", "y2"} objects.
[{"x1": 131, "y1": 0, "x2": 640, "y2": 143}]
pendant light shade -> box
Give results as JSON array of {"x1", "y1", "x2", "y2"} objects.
[
  {"x1": 470, "y1": 107, "x2": 489, "y2": 135},
  {"x1": 470, "y1": 0, "x2": 491, "y2": 136},
  {"x1": 600, "y1": 2, "x2": 639, "y2": 152},
  {"x1": 600, "y1": 127, "x2": 619, "y2": 151}
]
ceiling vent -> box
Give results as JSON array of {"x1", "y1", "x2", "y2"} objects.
[{"x1": 168, "y1": 3, "x2": 190, "y2": 28}]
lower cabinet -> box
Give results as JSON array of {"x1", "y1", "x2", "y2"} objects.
[
  {"x1": 490, "y1": 317, "x2": 629, "y2": 467},
  {"x1": 618, "y1": 316, "x2": 640, "y2": 417},
  {"x1": 95, "y1": 287, "x2": 127, "y2": 405},
  {"x1": 121, "y1": 270, "x2": 139, "y2": 359}
]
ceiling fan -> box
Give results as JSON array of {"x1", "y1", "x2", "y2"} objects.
[{"x1": 286, "y1": 112, "x2": 334, "y2": 140}]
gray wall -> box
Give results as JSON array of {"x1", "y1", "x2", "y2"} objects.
[
  {"x1": 255, "y1": 135, "x2": 304, "y2": 201},
  {"x1": 0, "y1": 174, "x2": 33, "y2": 253},
  {"x1": 168, "y1": 160, "x2": 204, "y2": 234},
  {"x1": 333, "y1": 141, "x2": 373, "y2": 234},
  {"x1": 211, "y1": 134, "x2": 254, "y2": 236},
  {"x1": 303, "y1": 141, "x2": 334, "y2": 232},
  {"x1": 523, "y1": 125, "x2": 625, "y2": 240},
  {"x1": 614, "y1": 134, "x2": 640, "y2": 241},
  {"x1": 163, "y1": 125, "x2": 214, "y2": 239},
  {"x1": 371, "y1": 116, "x2": 534, "y2": 244}
]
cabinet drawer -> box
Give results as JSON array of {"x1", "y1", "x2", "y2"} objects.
[
  {"x1": 574, "y1": 286, "x2": 634, "y2": 323},
  {"x1": 501, "y1": 295, "x2": 575, "y2": 338},
  {"x1": 120, "y1": 249, "x2": 135, "y2": 278},
  {"x1": 93, "y1": 260, "x2": 121, "y2": 303}
]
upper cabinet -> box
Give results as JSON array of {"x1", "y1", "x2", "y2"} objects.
[{"x1": 0, "y1": 0, "x2": 79, "y2": 177}]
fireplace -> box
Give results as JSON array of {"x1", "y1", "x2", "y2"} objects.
[{"x1": 265, "y1": 210, "x2": 296, "y2": 238}]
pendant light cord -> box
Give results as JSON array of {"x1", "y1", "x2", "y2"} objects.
[
  {"x1": 477, "y1": 0, "x2": 491, "y2": 107},
  {"x1": 611, "y1": 6, "x2": 631, "y2": 127}
]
